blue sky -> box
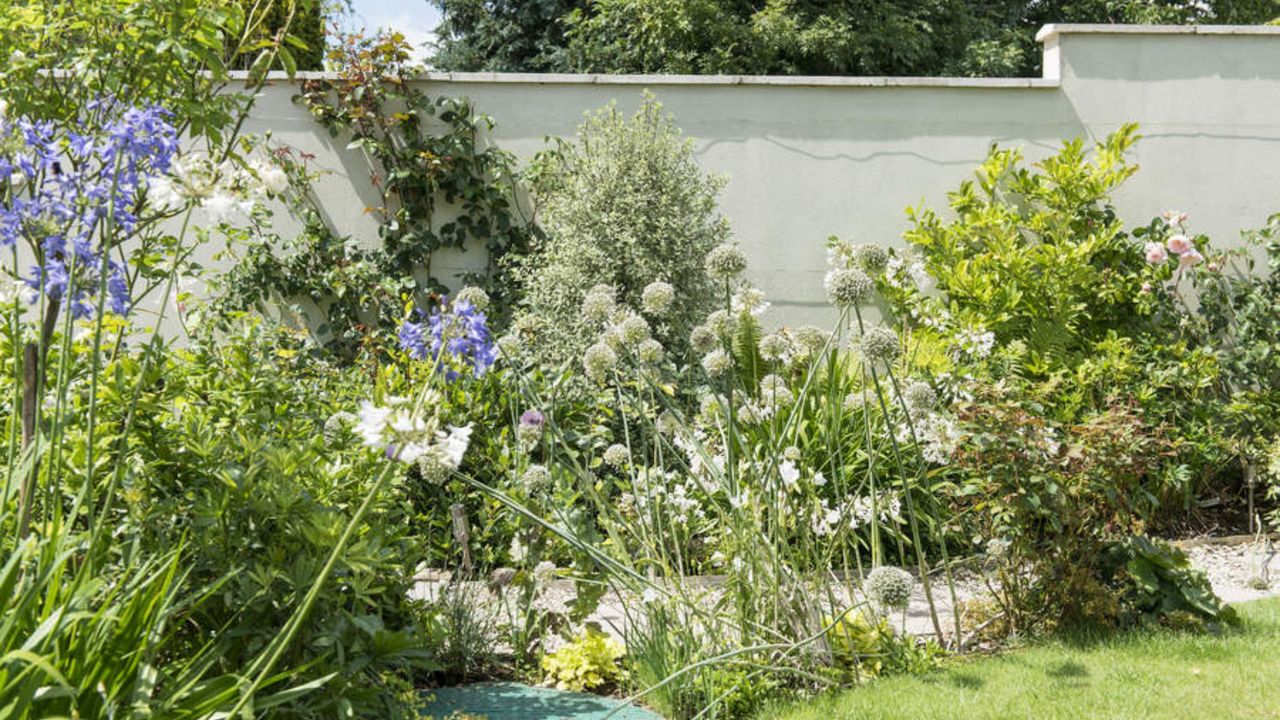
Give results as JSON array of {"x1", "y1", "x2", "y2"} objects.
[{"x1": 345, "y1": 0, "x2": 442, "y2": 61}]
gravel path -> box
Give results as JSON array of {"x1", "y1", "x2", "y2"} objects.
[{"x1": 412, "y1": 535, "x2": 1280, "y2": 649}]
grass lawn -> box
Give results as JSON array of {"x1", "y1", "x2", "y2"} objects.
[{"x1": 762, "y1": 597, "x2": 1280, "y2": 720}]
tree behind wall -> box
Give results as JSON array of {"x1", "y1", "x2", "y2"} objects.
[{"x1": 427, "y1": 0, "x2": 1280, "y2": 77}]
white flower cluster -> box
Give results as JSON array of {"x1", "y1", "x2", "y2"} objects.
[
  {"x1": 150, "y1": 149, "x2": 287, "y2": 224},
  {"x1": 626, "y1": 466, "x2": 707, "y2": 525},
  {"x1": 884, "y1": 253, "x2": 932, "y2": 291},
  {"x1": 954, "y1": 326, "x2": 996, "y2": 359},
  {"x1": 353, "y1": 395, "x2": 472, "y2": 481}
]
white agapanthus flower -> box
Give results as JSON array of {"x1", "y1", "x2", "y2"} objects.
[{"x1": 354, "y1": 398, "x2": 471, "y2": 470}]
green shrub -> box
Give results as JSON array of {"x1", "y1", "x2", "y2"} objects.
[
  {"x1": 509, "y1": 94, "x2": 730, "y2": 372},
  {"x1": 103, "y1": 322, "x2": 436, "y2": 718}
]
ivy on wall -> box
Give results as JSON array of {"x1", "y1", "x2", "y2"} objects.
[{"x1": 212, "y1": 31, "x2": 533, "y2": 359}]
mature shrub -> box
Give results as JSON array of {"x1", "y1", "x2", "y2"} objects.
[{"x1": 508, "y1": 94, "x2": 730, "y2": 372}]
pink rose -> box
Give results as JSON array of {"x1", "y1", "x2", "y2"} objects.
[
  {"x1": 1166, "y1": 235, "x2": 1193, "y2": 255},
  {"x1": 1141, "y1": 282, "x2": 1153, "y2": 294},
  {"x1": 1178, "y1": 248, "x2": 1204, "y2": 268},
  {"x1": 1162, "y1": 210, "x2": 1189, "y2": 226},
  {"x1": 1144, "y1": 242, "x2": 1169, "y2": 264}
]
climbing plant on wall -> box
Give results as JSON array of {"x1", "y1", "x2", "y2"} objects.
[{"x1": 211, "y1": 30, "x2": 532, "y2": 359}]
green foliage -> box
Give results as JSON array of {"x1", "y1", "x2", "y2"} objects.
[
  {"x1": 212, "y1": 29, "x2": 532, "y2": 357},
  {"x1": 238, "y1": 0, "x2": 328, "y2": 71},
  {"x1": 430, "y1": 0, "x2": 588, "y2": 72},
  {"x1": 1104, "y1": 536, "x2": 1239, "y2": 628},
  {"x1": 429, "y1": 0, "x2": 1280, "y2": 77},
  {"x1": 945, "y1": 383, "x2": 1220, "y2": 632},
  {"x1": 106, "y1": 323, "x2": 435, "y2": 718},
  {"x1": 897, "y1": 125, "x2": 1148, "y2": 374},
  {"x1": 540, "y1": 628, "x2": 627, "y2": 692},
  {"x1": 0, "y1": 0, "x2": 300, "y2": 143},
  {"x1": 509, "y1": 94, "x2": 729, "y2": 372}
]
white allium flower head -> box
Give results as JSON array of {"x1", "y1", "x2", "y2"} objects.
[
  {"x1": 690, "y1": 324, "x2": 717, "y2": 354},
  {"x1": 855, "y1": 244, "x2": 889, "y2": 273},
  {"x1": 732, "y1": 286, "x2": 769, "y2": 316},
  {"x1": 791, "y1": 325, "x2": 830, "y2": 356},
  {"x1": 705, "y1": 244, "x2": 748, "y2": 280},
  {"x1": 758, "y1": 333, "x2": 791, "y2": 363},
  {"x1": 603, "y1": 443, "x2": 630, "y2": 468},
  {"x1": 453, "y1": 286, "x2": 491, "y2": 311},
  {"x1": 865, "y1": 565, "x2": 914, "y2": 611},
  {"x1": 824, "y1": 267, "x2": 874, "y2": 308},
  {"x1": 619, "y1": 313, "x2": 651, "y2": 346},
  {"x1": 857, "y1": 326, "x2": 901, "y2": 365},
  {"x1": 704, "y1": 309, "x2": 737, "y2": 340},
  {"x1": 640, "y1": 280, "x2": 676, "y2": 316},
  {"x1": 583, "y1": 342, "x2": 618, "y2": 383},
  {"x1": 761, "y1": 374, "x2": 794, "y2": 408},
  {"x1": 637, "y1": 338, "x2": 664, "y2": 365},
  {"x1": 521, "y1": 464, "x2": 552, "y2": 494},
  {"x1": 701, "y1": 348, "x2": 732, "y2": 378},
  {"x1": 903, "y1": 381, "x2": 937, "y2": 415},
  {"x1": 581, "y1": 284, "x2": 617, "y2": 323}
]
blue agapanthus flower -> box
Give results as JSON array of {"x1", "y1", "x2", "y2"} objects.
[
  {"x1": 399, "y1": 297, "x2": 498, "y2": 380},
  {"x1": 2, "y1": 98, "x2": 178, "y2": 319}
]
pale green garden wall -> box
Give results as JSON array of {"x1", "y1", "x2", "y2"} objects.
[{"x1": 197, "y1": 24, "x2": 1280, "y2": 331}]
